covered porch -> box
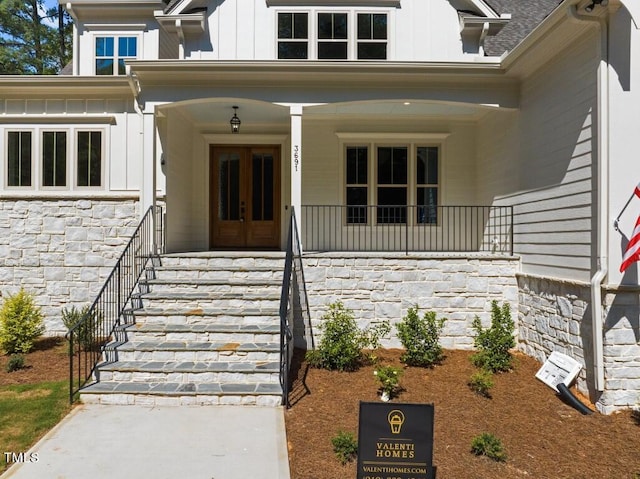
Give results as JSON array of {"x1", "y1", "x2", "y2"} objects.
[{"x1": 130, "y1": 61, "x2": 518, "y2": 256}]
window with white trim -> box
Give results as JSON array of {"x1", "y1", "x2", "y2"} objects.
[
  {"x1": 278, "y1": 12, "x2": 309, "y2": 59},
  {"x1": 95, "y1": 36, "x2": 137, "y2": 75},
  {"x1": 276, "y1": 11, "x2": 388, "y2": 60},
  {"x1": 344, "y1": 143, "x2": 440, "y2": 224},
  {"x1": 7, "y1": 131, "x2": 32, "y2": 187}
]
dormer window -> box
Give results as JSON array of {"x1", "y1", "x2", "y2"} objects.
[
  {"x1": 317, "y1": 13, "x2": 348, "y2": 59},
  {"x1": 357, "y1": 13, "x2": 387, "y2": 60},
  {"x1": 95, "y1": 36, "x2": 138, "y2": 75}
]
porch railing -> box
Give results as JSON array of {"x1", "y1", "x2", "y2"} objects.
[
  {"x1": 301, "y1": 205, "x2": 513, "y2": 254},
  {"x1": 66, "y1": 205, "x2": 164, "y2": 403},
  {"x1": 279, "y1": 207, "x2": 308, "y2": 407}
]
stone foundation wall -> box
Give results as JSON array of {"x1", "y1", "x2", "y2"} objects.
[
  {"x1": 518, "y1": 274, "x2": 640, "y2": 414},
  {"x1": 0, "y1": 198, "x2": 140, "y2": 334},
  {"x1": 300, "y1": 253, "x2": 520, "y2": 350}
]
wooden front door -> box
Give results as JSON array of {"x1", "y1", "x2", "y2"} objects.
[{"x1": 209, "y1": 146, "x2": 280, "y2": 249}]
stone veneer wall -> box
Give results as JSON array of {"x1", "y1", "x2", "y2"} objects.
[
  {"x1": 0, "y1": 198, "x2": 140, "y2": 334},
  {"x1": 518, "y1": 273, "x2": 640, "y2": 414},
  {"x1": 299, "y1": 253, "x2": 520, "y2": 350}
]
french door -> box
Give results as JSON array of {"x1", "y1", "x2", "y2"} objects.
[{"x1": 209, "y1": 146, "x2": 280, "y2": 249}]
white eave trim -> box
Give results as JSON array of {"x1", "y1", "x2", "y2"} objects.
[
  {"x1": 0, "y1": 116, "x2": 117, "y2": 125},
  {"x1": 336, "y1": 132, "x2": 451, "y2": 141},
  {"x1": 266, "y1": 0, "x2": 400, "y2": 6},
  {"x1": 155, "y1": 12, "x2": 206, "y2": 34}
]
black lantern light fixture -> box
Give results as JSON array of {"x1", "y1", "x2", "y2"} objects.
[{"x1": 230, "y1": 106, "x2": 241, "y2": 134}]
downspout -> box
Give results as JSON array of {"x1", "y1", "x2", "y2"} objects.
[{"x1": 567, "y1": 5, "x2": 609, "y2": 392}]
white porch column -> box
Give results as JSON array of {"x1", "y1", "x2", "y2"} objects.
[
  {"x1": 141, "y1": 110, "x2": 156, "y2": 218},
  {"x1": 290, "y1": 105, "x2": 303, "y2": 245}
]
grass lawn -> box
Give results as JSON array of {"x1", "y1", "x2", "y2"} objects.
[{"x1": 0, "y1": 380, "x2": 71, "y2": 471}]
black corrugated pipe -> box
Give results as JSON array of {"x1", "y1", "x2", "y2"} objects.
[{"x1": 557, "y1": 383, "x2": 593, "y2": 415}]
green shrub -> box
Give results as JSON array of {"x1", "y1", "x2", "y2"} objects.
[
  {"x1": 374, "y1": 364, "x2": 404, "y2": 398},
  {"x1": 471, "y1": 301, "x2": 515, "y2": 373},
  {"x1": 62, "y1": 305, "x2": 102, "y2": 351},
  {"x1": 0, "y1": 289, "x2": 45, "y2": 355},
  {"x1": 396, "y1": 306, "x2": 446, "y2": 367},
  {"x1": 471, "y1": 433, "x2": 507, "y2": 462},
  {"x1": 331, "y1": 430, "x2": 358, "y2": 465},
  {"x1": 306, "y1": 301, "x2": 390, "y2": 371},
  {"x1": 468, "y1": 370, "x2": 494, "y2": 398},
  {"x1": 6, "y1": 354, "x2": 25, "y2": 372}
]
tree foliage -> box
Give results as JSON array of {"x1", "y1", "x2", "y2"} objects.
[{"x1": 0, "y1": 0, "x2": 72, "y2": 74}]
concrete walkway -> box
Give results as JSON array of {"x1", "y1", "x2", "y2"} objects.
[{"x1": 1, "y1": 405, "x2": 290, "y2": 479}]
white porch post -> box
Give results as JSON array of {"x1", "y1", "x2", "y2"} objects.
[
  {"x1": 290, "y1": 105, "x2": 303, "y2": 248},
  {"x1": 141, "y1": 110, "x2": 156, "y2": 219}
]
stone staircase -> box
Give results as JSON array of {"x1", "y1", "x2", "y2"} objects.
[{"x1": 80, "y1": 252, "x2": 286, "y2": 407}]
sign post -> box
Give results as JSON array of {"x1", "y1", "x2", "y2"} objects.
[{"x1": 357, "y1": 402, "x2": 436, "y2": 479}]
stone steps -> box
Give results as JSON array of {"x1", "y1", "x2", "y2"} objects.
[{"x1": 80, "y1": 252, "x2": 286, "y2": 406}]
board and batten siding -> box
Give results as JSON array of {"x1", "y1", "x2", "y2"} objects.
[{"x1": 479, "y1": 30, "x2": 598, "y2": 282}]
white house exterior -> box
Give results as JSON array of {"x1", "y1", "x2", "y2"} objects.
[{"x1": 1, "y1": 0, "x2": 639, "y2": 413}]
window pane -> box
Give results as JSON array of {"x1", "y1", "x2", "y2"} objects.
[
  {"x1": 278, "y1": 42, "x2": 308, "y2": 59},
  {"x1": 357, "y1": 14, "x2": 371, "y2": 39},
  {"x1": 377, "y1": 147, "x2": 407, "y2": 184},
  {"x1": 346, "y1": 147, "x2": 367, "y2": 184},
  {"x1": 8, "y1": 131, "x2": 31, "y2": 187},
  {"x1": 334, "y1": 13, "x2": 347, "y2": 39},
  {"x1": 118, "y1": 59, "x2": 127, "y2": 75},
  {"x1": 417, "y1": 147, "x2": 438, "y2": 184},
  {"x1": 417, "y1": 187, "x2": 438, "y2": 224},
  {"x1": 96, "y1": 59, "x2": 113, "y2": 75},
  {"x1": 278, "y1": 13, "x2": 292, "y2": 38},
  {"x1": 318, "y1": 13, "x2": 333, "y2": 39},
  {"x1": 358, "y1": 43, "x2": 386, "y2": 60},
  {"x1": 118, "y1": 37, "x2": 137, "y2": 56},
  {"x1": 318, "y1": 42, "x2": 347, "y2": 59},
  {"x1": 293, "y1": 13, "x2": 308, "y2": 39},
  {"x1": 373, "y1": 14, "x2": 387, "y2": 39},
  {"x1": 347, "y1": 187, "x2": 368, "y2": 224},
  {"x1": 95, "y1": 37, "x2": 114, "y2": 57},
  {"x1": 377, "y1": 187, "x2": 407, "y2": 223},
  {"x1": 42, "y1": 132, "x2": 66, "y2": 187}
]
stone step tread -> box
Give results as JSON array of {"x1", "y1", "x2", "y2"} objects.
[
  {"x1": 134, "y1": 323, "x2": 280, "y2": 333},
  {"x1": 140, "y1": 278, "x2": 281, "y2": 286},
  {"x1": 132, "y1": 306, "x2": 280, "y2": 316},
  {"x1": 98, "y1": 360, "x2": 280, "y2": 373},
  {"x1": 81, "y1": 381, "x2": 282, "y2": 395},
  {"x1": 113, "y1": 341, "x2": 280, "y2": 352},
  {"x1": 134, "y1": 291, "x2": 280, "y2": 300},
  {"x1": 151, "y1": 265, "x2": 284, "y2": 272},
  {"x1": 160, "y1": 252, "x2": 286, "y2": 259}
]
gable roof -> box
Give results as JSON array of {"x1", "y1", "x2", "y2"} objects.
[{"x1": 484, "y1": 0, "x2": 562, "y2": 56}]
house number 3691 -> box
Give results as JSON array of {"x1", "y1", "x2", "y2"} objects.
[{"x1": 293, "y1": 145, "x2": 300, "y2": 172}]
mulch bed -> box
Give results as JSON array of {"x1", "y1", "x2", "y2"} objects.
[
  {"x1": 285, "y1": 348, "x2": 640, "y2": 479},
  {"x1": 0, "y1": 337, "x2": 69, "y2": 386}
]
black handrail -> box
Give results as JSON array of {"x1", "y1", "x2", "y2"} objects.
[
  {"x1": 301, "y1": 205, "x2": 513, "y2": 254},
  {"x1": 66, "y1": 205, "x2": 164, "y2": 403},
  {"x1": 279, "y1": 207, "x2": 309, "y2": 407}
]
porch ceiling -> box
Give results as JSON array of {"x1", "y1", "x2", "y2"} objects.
[{"x1": 162, "y1": 98, "x2": 502, "y2": 128}]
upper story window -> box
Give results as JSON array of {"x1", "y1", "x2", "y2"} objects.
[
  {"x1": 95, "y1": 36, "x2": 137, "y2": 75},
  {"x1": 278, "y1": 12, "x2": 308, "y2": 59},
  {"x1": 357, "y1": 13, "x2": 387, "y2": 60},
  {"x1": 317, "y1": 13, "x2": 348, "y2": 59},
  {"x1": 277, "y1": 11, "x2": 388, "y2": 60}
]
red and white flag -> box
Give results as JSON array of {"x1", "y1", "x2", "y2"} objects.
[{"x1": 620, "y1": 182, "x2": 640, "y2": 273}]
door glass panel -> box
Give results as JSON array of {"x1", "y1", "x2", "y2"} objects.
[
  {"x1": 252, "y1": 153, "x2": 274, "y2": 221},
  {"x1": 218, "y1": 154, "x2": 240, "y2": 220}
]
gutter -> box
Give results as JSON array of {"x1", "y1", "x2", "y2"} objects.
[{"x1": 567, "y1": 6, "x2": 609, "y2": 393}]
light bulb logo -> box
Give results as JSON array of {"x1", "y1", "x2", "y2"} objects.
[{"x1": 387, "y1": 409, "x2": 405, "y2": 434}]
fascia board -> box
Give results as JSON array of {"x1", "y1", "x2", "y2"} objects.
[
  {"x1": 265, "y1": 0, "x2": 400, "y2": 6},
  {"x1": 0, "y1": 77, "x2": 131, "y2": 96}
]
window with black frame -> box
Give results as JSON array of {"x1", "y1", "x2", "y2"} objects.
[
  {"x1": 346, "y1": 146, "x2": 368, "y2": 224},
  {"x1": 417, "y1": 146, "x2": 439, "y2": 224},
  {"x1": 377, "y1": 146, "x2": 407, "y2": 223}
]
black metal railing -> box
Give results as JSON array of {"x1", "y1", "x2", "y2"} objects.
[
  {"x1": 301, "y1": 205, "x2": 513, "y2": 254},
  {"x1": 67, "y1": 205, "x2": 164, "y2": 403},
  {"x1": 279, "y1": 207, "x2": 309, "y2": 407}
]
